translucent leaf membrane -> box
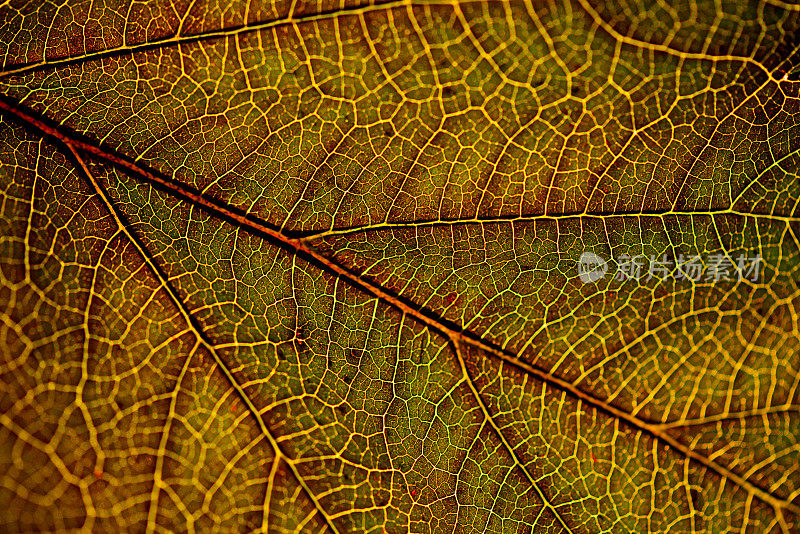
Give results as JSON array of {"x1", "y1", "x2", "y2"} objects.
[{"x1": 0, "y1": 0, "x2": 799, "y2": 532}]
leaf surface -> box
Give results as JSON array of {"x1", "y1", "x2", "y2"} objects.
[{"x1": 0, "y1": 1, "x2": 799, "y2": 532}]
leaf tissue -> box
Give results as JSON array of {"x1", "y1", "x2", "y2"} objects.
[{"x1": 0, "y1": 0, "x2": 799, "y2": 532}]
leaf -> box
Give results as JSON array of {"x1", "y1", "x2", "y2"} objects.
[{"x1": 0, "y1": 0, "x2": 799, "y2": 532}]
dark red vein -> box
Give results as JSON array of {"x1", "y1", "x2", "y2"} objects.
[{"x1": 0, "y1": 94, "x2": 795, "y2": 517}]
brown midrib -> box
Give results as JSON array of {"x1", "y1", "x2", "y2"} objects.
[{"x1": 0, "y1": 94, "x2": 795, "y2": 517}]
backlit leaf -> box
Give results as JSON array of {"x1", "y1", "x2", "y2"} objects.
[{"x1": 0, "y1": 0, "x2": 799, "y2": 532}]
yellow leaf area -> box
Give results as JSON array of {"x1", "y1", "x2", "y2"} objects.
[{"x1": 0, "y1": 0, "x2": 799, "y2": 532}]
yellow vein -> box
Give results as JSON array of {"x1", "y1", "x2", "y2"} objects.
[
  {"x1": 453, "y1": 340, "x2": 576, "y2": 533},
  {"x1": 67, "y1": 145, "x2": 341, "y2": 534},
  {"x1": 3, "y1": 97, "x2": 796, "y2": 518},
  {"x1": 296, "y1": 210, "x2": 800, "y2": 241},
  {"x1": 0, "y1": 0, "x2": 408, "y2": 78}
]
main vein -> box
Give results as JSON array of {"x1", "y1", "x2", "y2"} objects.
[
  {"x1": 67, "y1": 143, "x2": 341, "y2": 534},
  {"x1": 1, "y1": 96, "x2": 796, "y2": 518}
]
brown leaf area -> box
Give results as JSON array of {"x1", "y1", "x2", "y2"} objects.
[{"x1": 0, "y1": 0, "x2": 799, "y2": 532}]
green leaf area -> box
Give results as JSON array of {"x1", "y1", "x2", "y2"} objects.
[{"x1": 0, "y1": 0, "x2": 799, "y2": 532}]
